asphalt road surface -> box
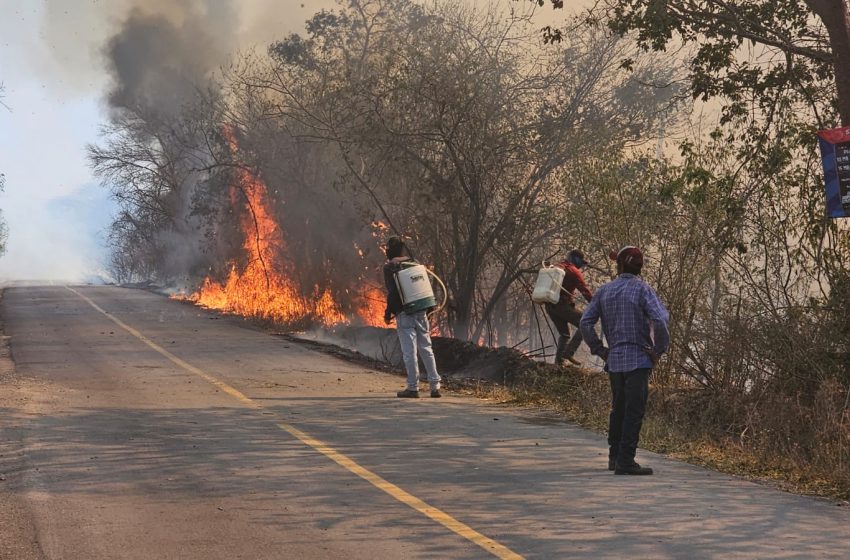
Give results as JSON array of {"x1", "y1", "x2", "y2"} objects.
[{"x1": 1, "y1": 285, "x2": 849, "y2": 559}]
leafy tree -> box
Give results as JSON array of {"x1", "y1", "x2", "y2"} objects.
[{"x1": 533, "y1": 0, "x2": 850, "y2": 126}]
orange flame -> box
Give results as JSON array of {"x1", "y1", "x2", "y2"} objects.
[{"x1": 178, "y1": 128, "x2": 384, "y2": 328}]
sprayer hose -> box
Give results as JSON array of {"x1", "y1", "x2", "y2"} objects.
[{"x1": 426, "y1": 268, "x2": 448, "y2": 316}]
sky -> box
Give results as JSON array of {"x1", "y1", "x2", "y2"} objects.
[{"x1": 0, "y1": 0, "x2": 572, "y2": 284}]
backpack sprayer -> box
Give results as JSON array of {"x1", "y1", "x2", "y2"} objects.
[
  {"x1": 394, "y1": 262, "x2": 448, "y2": 316},
  {"x1": 530, "y1": 250, "x2": 596, "y2": 305},
  {"x1": 531, "y1": 262, "x2": 566, "y2": 305}
]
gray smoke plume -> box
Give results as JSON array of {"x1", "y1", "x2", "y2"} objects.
[
  {"x1": 38, "y1": 0, "x2": 315, "y2": 96},
  {"x1": 99, "y1": 1, "x2": 241, "y2": 284},
  {"x1": 94, "y1": 0, "x2": 387, "y2": 305},
  {"x1": 104, "y1": 0, "x2": 237, "y2": 117}
]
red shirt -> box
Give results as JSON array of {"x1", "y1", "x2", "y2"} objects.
[{"x1": 554, "y1": 261, "x2": 593, "y2": 306}]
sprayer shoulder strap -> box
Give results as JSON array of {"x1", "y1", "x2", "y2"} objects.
[{"x1": 386, "y1": 258, "x2": 410, "y2": 272}]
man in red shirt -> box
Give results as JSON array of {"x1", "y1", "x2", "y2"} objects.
[{"x1": 545, "y1": 249, "x2": 593, "y2": 366}]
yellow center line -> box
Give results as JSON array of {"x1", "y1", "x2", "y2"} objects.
[{"x1": 67, "y1": 286, "x2": 524, "y2": 560}]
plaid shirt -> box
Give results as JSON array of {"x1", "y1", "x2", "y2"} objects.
[{"x1": 579, "y1": 273, "x2": 670, "y2": 373}]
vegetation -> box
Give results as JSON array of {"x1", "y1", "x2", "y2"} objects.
[
  {"x1": 537, "y1": 0, "x2": 850, "y2": 126},
  {"x1": 91, "y1": 0, "x2": 849, "y2": 495}
]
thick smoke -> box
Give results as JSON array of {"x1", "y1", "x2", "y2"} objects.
[
  {"x1": 96, "y1": 0, "x2": 378, "y2": 300},
  {"x1": 101, "y1": 1, "x2": 240, "y2": 284},
  {"x1": 101, "y1": 0, "x2": 330, "y2": 115},
  {"x1": 0, "y1": 1, "x2": 326, "y2": 284},
  {"x1": 104, "y1": 1, "x2": 236, "y2": 116}
]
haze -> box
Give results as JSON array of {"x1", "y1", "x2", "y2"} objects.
[{"x1": 0, "y1": 0, "x2": 339, "y2": 283}]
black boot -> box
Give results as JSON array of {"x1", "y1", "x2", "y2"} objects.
[{"x1": 614, "y1": 462, "x2": 653, "y2": 475}]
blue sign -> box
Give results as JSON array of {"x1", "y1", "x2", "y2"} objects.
[{"x1": 818, "y1": 126, "x2": 850, "y2": 219}]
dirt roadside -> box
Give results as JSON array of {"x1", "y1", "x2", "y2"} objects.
[{"x1": 0, "y1": 290, "x2": 44, "y2": 560}]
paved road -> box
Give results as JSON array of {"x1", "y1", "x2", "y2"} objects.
[{"x1": 1, "y1": 286, "x2": 849, "y2": 559}]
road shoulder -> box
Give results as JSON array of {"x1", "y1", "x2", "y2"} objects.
[{"x1": 0, "y1": 291, "x2": 44, "y2": 560}]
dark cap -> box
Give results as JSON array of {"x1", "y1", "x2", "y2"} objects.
[
  {"x1": 609, "y1": 246, "x2": 643, "y2": 268},
  {"x1": 567, "y1": 249, "x2": 586, "y2": 267},
  {"x1": 385, "y1": 236, "x2": 406, "y2": 259}
]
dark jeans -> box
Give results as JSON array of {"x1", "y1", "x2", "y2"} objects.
[
  {"x1": 608, "y1": 368, "x2": 651, "y2": 466},
  {"x1": 544, "y1": 303, "x2": 583, "y2": 362}
]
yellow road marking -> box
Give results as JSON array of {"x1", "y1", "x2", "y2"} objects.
[{"x1": 67, "y1": 286, "x2": 524, "y2": 560}]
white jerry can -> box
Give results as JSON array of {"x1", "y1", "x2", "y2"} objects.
[
  {"x1": 395, "y1": 263, "x2": 437, "y2": 313},
  {"x1": 531, "y1": 265, "x2": 565, "y2": 305}
]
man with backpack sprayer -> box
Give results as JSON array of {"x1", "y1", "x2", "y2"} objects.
[
  {"x1": 383, "y1": 236, "x2": 442, "y2": 398},
  {"x1": 545, "y1": 249, "x2": 594, "y2": 366}
]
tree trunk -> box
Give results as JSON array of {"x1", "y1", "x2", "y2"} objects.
[
  {"x1": 494, "y1": 293, "x2": 508, "y2": 347},
  {"x1": 807, "y1": 0, "x2": 850, "y2": 125}
]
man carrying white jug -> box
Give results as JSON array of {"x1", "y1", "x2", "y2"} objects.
[
  {"x1": 545, "y1": 249, "x2": 593, "y2": 366},
  {"x1": 383, "y1": 236, "x2": 442, "y2": 398}
]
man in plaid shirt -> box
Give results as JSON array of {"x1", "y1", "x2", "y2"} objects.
[{"x1": 580, "y1": 246, "x2": 669, "y2": 475}]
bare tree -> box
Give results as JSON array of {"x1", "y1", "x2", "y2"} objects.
[
  {"x1": 88, "y1": 92, "x2": 233, "y2": 284},
  {"x1": 235, "y1": 0, "x2": 683, "y2": 339}
]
